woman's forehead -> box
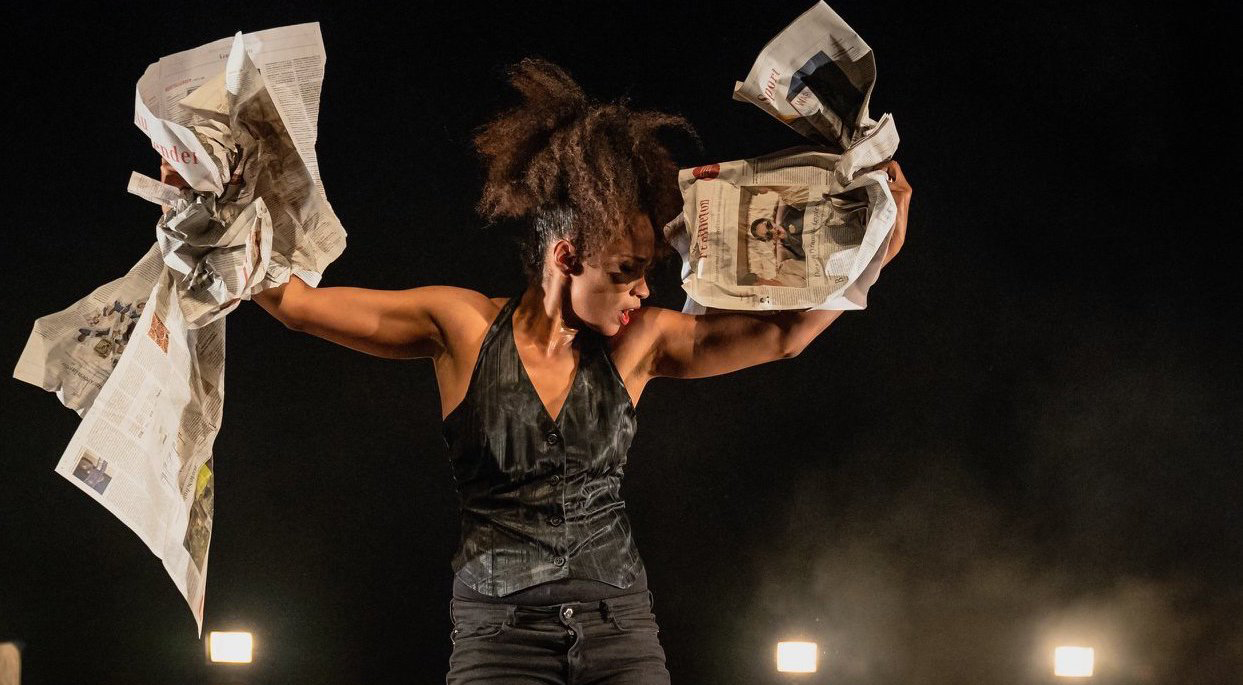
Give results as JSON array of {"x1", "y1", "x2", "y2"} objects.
[
  {"x1": 609, "y1": 215, "x2": 655, "y2": 257},
  {"x1": 605, "y1": 244, "x2": 653, "y2": 264}
]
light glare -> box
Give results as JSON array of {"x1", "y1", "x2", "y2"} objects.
[
  {"x1": 209, "y1": 631, "x2": 253, "y2": 663},
  {"x1": 776, "y1": 641, "x2": 817, "y2": 673},
  {"x1": 1054, "y1": 646, "x2": 1094, "y2": 677}
]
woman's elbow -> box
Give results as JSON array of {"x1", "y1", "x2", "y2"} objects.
[
  {"x1": 280, "y1": 313, "x2": 305, "y2": 332},
  {"x1": 252, "y1": 286, "x2": 304, "y2": 331}
]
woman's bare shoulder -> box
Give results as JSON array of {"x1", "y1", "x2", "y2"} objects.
[
  {"x1": 413, "y1": 286, "x2": 503, "y2": 323},
  {"x1": 409, "y1": 287, "x2": 511, "y2": 352},
  {"x1": 425, "y1": 290, "x2": 515, "y2": 389},
  {"x1": 606, "y1": 305, "x2": 666, "y2": 362}
]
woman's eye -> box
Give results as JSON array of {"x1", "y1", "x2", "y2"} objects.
[{"x1": 613, "y1": 262, "x2": 651, "y2": 281}]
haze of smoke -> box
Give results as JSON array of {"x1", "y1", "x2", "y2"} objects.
[
  {"x1": 737, "y1": 310, "x2": 1242, "y2": 684},
  {"x1": 743, "y1": 449, "x2": 1241, "y2": 685}
]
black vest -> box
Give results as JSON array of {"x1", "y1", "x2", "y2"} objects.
[{"x1": 442, "y1": 295, "x2": 646, "y2": 597}]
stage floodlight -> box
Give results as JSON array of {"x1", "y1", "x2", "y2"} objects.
[
  {"x1": 1054, "y1": 645, "x2": 1094, "y2": 677},
  {"x1": 776, "y1": 640, "x2": 817, "y2": 673},
  {"x1": 208, "y1": 631, "x2": 254, "y2": 664}
]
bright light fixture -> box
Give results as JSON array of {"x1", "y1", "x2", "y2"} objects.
[
  {"x1": 208, "y1": 631, "x2": 253, "y2": 664},
  {"x1": 776, "y1": 641, "x2": 817, "y2": 673},
  {"x1": 1054, "y1": 645, "x2": 1094, "y2": 677}
]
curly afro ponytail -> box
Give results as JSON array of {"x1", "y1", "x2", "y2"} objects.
[{"x1": 473, "y1": 57, "x2": 696, "y2": 281}]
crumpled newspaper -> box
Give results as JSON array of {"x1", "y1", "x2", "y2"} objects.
[
  {"x1": 14, "y1": 25, "x2": 344, "y2": 633},
  {"x1": 127, "y1": 36, "x2": 289, "y2": 330},
  {"x1": 667, "y1": 1, "x2": 899, "y2": 313},
  {"x1": 131, "y1": 175, "x2": 273, "y2": 329}
]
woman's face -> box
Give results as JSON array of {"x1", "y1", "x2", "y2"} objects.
[{"x1": 560, "y1": 211, "x2": 654, "y2": 337}]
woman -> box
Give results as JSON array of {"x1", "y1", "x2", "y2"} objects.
[{"x1": 164, "y1": 58, "x2": 911, "y2": 683}]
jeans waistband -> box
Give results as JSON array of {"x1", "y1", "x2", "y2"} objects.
[{"x1": 450, "y1": 588, "x2": 653, "y2": 624}]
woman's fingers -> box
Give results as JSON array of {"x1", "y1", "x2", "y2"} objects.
[
  {"x1": 885, "y1": 160, "x2": 911, "y2": 194},
  {"x1": 159, "y1": 158, "x2": 189, "y2": 189},
  {"x1": 880, "y1": 160, "x2": 910, "y2": 266},
  {"x1": 866, "y1": 159, "x2": 911, "y2": 197},
  {"x1": 157, "y1": 158, "x2": 191, "y2": 214}
]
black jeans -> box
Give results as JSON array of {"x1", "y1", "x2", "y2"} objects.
[{"x1": 446, "y1": 589, "x2": 671, "y2": 684}]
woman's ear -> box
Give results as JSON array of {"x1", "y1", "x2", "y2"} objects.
[{"x1": 551, "y1": 239, "x2": 581, "y2": 275}]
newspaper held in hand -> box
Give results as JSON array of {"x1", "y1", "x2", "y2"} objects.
[
  {"x1": 13, "y1": 23, "x2": 345, "y2": 634},
  {"x1": 668, "y1": 1, "x2": 900, "y2": 313}
]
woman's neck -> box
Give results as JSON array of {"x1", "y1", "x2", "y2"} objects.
[{"x1": 513, "y1": 283, "x2": 579, "y2": 356}]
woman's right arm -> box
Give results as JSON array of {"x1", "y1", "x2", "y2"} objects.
[
  {"x1": 252, "y1": 278, "x2": 482, "y2": 361},
  {"x1": 159, "y1": 158, "x2": 479, "y2": 361}
]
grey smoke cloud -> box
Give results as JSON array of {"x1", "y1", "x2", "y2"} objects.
[
  {"x1": 740, "y1": 335, "x2": 1242, "y2": 684},
  {"x1": 745, "y1": 454, "x2": 1241, "y2": 683}
]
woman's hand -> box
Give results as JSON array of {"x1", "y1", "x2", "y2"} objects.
[
  {"x1": 157, "y1": 158, "x2": 189, "y2": 213},
  {"x1": 878, "y1": 159, "x2": 911, "y2": 266},
  {"x1": 158, "y1": 158, "x2": 189, "y2": 189}
]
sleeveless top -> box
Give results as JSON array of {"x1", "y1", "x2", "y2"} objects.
[{"x1": 443, "y1": 294, "x2": 648, "y2": 602}]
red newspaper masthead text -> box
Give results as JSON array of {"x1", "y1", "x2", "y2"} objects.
[{"x1": 691, "y1": 164, "x2": 720, "y2": 180}]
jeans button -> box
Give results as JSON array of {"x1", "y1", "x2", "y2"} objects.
[
  {"x1": 550, "y1": 474, "x2": 561, "y2": 485},
  {"x1": 549, "y1": 515, "x2": 563, "y2": 526},
  {"x1": 553, "y1": 555, "x2": 566, "y2": 566},
  {"x1": 562, "y1": 607, "x2": 574, "y2": 620},
  {"x1": 546, "y1": 431, "x2": 560, "y2": 445}
]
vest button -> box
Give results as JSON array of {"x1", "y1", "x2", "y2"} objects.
[
  {"x1": 553, "y1": 555, "x2": 566, "y2": 566},
  {"x1": 546, "y1": 431, "x2": 560, "y2": 445},
  {"x1": 549, "y1": 515, "x2": 563, "y2": 526}
]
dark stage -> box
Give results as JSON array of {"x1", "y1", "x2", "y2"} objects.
[{"x1": 1, "y1": 2, "x2": 1239, "y2": 683}]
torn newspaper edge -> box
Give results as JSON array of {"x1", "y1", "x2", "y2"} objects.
[
  {"x1": 667, "y1": 1, "x2": 900, "y2": 313},
  {"x1": 13, "y1": 23, "x2": 345, "y2": 634}
]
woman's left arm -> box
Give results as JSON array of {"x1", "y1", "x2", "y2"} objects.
[{"x1": 643, "y1": 160, "x2": 911, "y2": 380}]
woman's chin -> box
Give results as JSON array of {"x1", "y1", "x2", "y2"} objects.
[
  {"x1": 593, "y1": 318, "x2": 623, "y2": 337},
  {"x1": 581, "y1": 319, "x2": 615, "y2": 336}
]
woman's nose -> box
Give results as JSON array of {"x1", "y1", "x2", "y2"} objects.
[{"x1": 634, "y1": 275, "x2": 650, "y2": 300}]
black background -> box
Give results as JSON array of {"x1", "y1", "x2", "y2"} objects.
[{"x1": 2, "y1": 2, "x2": 1240, "y2": 683}]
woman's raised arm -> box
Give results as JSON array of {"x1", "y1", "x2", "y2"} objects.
[
  {"x1": 634, "y1": 306, "x2": 843, "y2": 379},
  {"x1": 252, "y1": 280, "x2": 485, "y2": 360},
  {"x1": 158, "y1": 157, "x2": 482, "y2": 361}
]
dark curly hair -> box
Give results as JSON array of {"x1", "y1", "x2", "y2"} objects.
[{"x1": 473, "y1": 57, "x2": 696, "y2": 282}]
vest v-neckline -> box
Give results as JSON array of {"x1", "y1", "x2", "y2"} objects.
[{"x1": 509, "y1": 299, "x2": 582, "y2": 427}]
